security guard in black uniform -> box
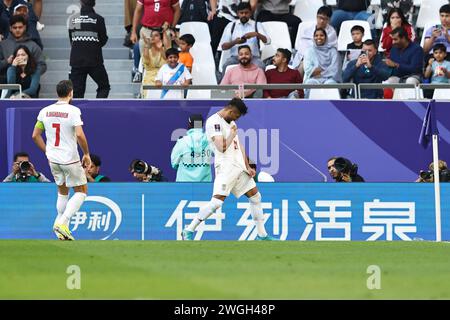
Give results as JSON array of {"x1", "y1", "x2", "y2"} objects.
[{"x1": 68, "y1": 0, "x2": 110, "y2": 98}]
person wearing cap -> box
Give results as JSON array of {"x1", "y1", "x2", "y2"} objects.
[
  {"x1": 12, "y1": 2, "x2": 43, "y2": 49},
  {"x1": 68, "y1": 0, "x2": 110, "y2": 98},
  {"x1": 171, "y1": 114, "x2": 213, "y2": 182}
]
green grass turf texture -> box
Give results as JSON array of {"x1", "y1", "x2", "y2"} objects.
[{"x1": 0, "y1": 240, "x2": 449, "y2": 299}]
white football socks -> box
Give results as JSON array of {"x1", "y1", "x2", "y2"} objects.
[
  {"x1": 186, "y1": 197, "x2": 223, "y2": 232},
  {"x1": 249, "y1": 192, "x2": 268, "y2": 238},
  {"x1": 54, "y1": 193, "x2": 69, "y2": 225},
  {"x1": 56, "y1": 192, "x2": 87, "y2": 226}
]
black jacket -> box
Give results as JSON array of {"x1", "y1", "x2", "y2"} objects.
[
  {"x1": 337, "y1": 0, "x2": 370, "y2": 12},
  {"x1": 68, "y1": 6, "x2": 108, "y2": 67}
]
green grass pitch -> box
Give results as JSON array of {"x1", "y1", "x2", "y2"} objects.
[{"x1": 1, "y1": 240, "x2": 450, "y2": 299}]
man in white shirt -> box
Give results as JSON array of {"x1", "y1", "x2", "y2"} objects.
[
  {"x1": 219, "y1": 1, "x2": 270, "y2": 73},
  {"x1": 32, "y1": 80, "x2": 91, "y2": 241},
  {"x1": 182, "y1": 98, "x2": 277, "y2": 241},
  {"x1": 155, "y1": 48, "x2": 193, "y2": 99}
]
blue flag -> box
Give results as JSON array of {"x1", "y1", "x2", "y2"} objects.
[{"x1": 419, "y1": 99, "x2": 439, "y2": 149}]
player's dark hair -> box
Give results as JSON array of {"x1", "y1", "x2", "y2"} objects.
[
  {"x1": 238, "y1": 45, "x2": 251, "y2": 53},
  {"x1": 90, "y1": 154, "x2": 102, "y2": 167},
  {"x1": 433, "y1": 43, "x2": 447, "y2": 53},
  {"x1": 237, "y1": 1, "x2": 251, "y2": 12},
  {"x1": 14, "y1": 151, "x2": 29, "y2": 162},
  {"x1": 363, "y1": 39, "x2": 377, "y2": 49},
  {"x1": 277, "y1": 48, "x2": 291, "y2": 62},
  {"x1": 440, "y1": 4, "x2": 450, "y2": 14},
  {"x1": 165, "y1": 47, "x2": 179, "y2": 58},
  {"x1": 390, "y1": 26, "x2": 408, "y2": 39},
  {"x1": 351, "y1": 25, "x2": 364, "y2": 34},
  {"x1": 56, "y1": 80, "x2": 73, "y2": 98},
  {"x1": 227, "y1": 98, "x2": 248, "y2": 115},
  {"x1": 327, "y1": 156, "x2": 338, "y2": 163},
  {"x1": 10, "y1": 14, "x2": 26, "y2": 27},
  {"x1": 317, "y1": 6, "x2": 332, "y2": 18},
  {"x1": 179, "y1": 33, "x2": 195, "y2": 46}
]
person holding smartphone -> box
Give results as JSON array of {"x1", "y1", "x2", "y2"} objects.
[
  {"x1": 423, "y1": 4, "x2": 450, "y2": 61},
  {"x1": 6, "y1": 45, "x2": 40, "y2": 98}
]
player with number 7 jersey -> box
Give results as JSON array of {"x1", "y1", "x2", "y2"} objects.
[{"x1": 32, "y1": 80, "x2": 91, "y2": 241}]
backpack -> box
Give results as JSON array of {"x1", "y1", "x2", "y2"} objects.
[{"x1": 179, "y1": 0, "x2": 208, "y2": 23}]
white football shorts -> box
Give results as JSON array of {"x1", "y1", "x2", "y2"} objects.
[
  {"x1": 49, "y1": 161, "x2": 87, "y2": 187},
  {"x1": 213, "y1": 164, "x2": 256, "y2": 198}
]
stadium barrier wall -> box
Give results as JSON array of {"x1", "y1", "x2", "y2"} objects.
[
  {"x1": 0, "y1": 183, "x2": 448, "y2": 241},
  {"x1": 2, "y1": 99, "x2": 450, "y2": 182}
]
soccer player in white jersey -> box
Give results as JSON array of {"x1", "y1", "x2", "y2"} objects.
[
  {"x1": 32, "y1": 80, "x2": 91, "y2": 241},
  {"x1": 182, "y1": 98, "x2": 277, "y2": 241}
]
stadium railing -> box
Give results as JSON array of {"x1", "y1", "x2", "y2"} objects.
[
  {"x1": 0, "y1": 84, "x2": 22, "y2": 99},
  {"x1": 142, "y1": 83, "x2": 358, "y2": 99}
]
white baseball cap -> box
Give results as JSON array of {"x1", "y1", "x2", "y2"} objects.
[{"x1": 14, "y1": 4, "x2": 29, "y2": 13}]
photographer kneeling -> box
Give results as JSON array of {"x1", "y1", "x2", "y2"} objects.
[
  {"x1": 3, "y1": 152, "x2": 50, "y2": 182},
  {"x1": 129, "y1": 159, "x2": 165, "y2": 182},
  {"x1": 327, "y1": 157, "x2": 365, "y2": 182},
  {"x1": 416, "y1": 160, "x2": 450, "y2": 183}
]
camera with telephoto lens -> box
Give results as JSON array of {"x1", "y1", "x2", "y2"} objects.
[
  {"x1": 419, "y1": 169, "x2": 450, "y2": 182},
  {"x1": 129, "y1": 159, "x2": 162, "y2": 181},
  {"x1": 333, "y1": 157, "x2": 359, "y2": 177},
  {"x1": 16, "y1": 161, "x2": 31, "y2": 182}
]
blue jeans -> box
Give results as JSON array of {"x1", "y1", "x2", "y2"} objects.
[
  {"x1": 331, "y1": 10, "x2": 372, "y2": 33},
  {"x1": 133, "y1": 42, "x2": 141, "y2": 71}
]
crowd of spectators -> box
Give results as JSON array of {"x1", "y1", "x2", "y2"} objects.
[{"x1": 125, "y1": 0, "x2": 450, "y2": 100}]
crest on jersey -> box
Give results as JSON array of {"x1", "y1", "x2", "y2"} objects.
[{"x1": 214, "y1": 124, "x2": 220, "y2": 132}]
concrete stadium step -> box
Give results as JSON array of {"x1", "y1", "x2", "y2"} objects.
[
  {"x1": 43, "y1": 2, "x2": 124, "y2": 16},
  {"x1": 43, "y1": 47, "x2": 129, "y2": 59},
  {"x1": 41, "y1": 70, "x2": 133, "y2": 84},
  {"x1": 45, "y1": 59, "x2": 133, "y2": 72},
  {"x1": 41, "y1": 15, "x2": 124, "y2": 26},
  {"x1": 40, "y1": 81, "x2": 140, "y2": 98}
]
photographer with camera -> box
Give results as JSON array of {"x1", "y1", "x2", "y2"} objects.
[
  {"x1": 3, "y1": 152, "x2": 50, "y2": 182},
  {"x1": 171, "y1": 114, "x2": 212, "y2": 182},
  {"x1": 416, "y1": 160, "x2": 450, "y2": 183},
  {"x1": 129, "y1": 159, "x2": 164, "y2": 182},
  {"x1": 327, "y1": 156, "x2": 365, "y2": 182}
]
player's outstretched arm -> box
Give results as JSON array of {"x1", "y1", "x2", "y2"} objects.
[
  {"x1": 75, "y1": 126, "x2": 91, "y2": 168},
  {"x1": 32, "y1": 124, "x2": 46, "y2": 153}
]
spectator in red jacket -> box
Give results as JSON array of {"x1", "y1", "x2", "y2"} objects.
[
  {"x1": 263, "y1": 48, "x2": 303, "y2": 99},
  {"x1": 381, "y1": 8, "x2": 415, "y2": 58}
]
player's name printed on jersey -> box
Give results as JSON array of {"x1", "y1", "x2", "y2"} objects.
[{"x1": 46, "y1": 111, "x2": 68, "y2": 118}]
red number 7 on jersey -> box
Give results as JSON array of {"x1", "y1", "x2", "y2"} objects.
[{"x1": 52, "y1": 123, "x2": 60, "y2": 146}]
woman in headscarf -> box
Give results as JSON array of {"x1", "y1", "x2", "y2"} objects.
[{"x1": 303, "y1": 28, "x2": 340, "y2": 98}]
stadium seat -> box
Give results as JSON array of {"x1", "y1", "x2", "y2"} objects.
[
  {"x1": 293, "y1": 0, "x2": 322, "y2": 22},
  {"x1": 224, "y1": 64, "x2": 238, "y2": 74},
  {"x1": 190, "y1": 42, "x2": 215, "y2": 67},
  {"x1": 325, "y1": 0, "x2": 336, "y2": 5},
  {"x1": 392, "y1": 88, "x2": 417, "y2": 100},
  {"x1": 414, "y1": 0, "x2": 422, "y2": 6},
  {"x1": 179, "y1": 21, "x2": 211, "y2": 43},
  {"x1": 294, "y1": 21, "x2": 316, "y2": 51},
  {"x1": 337, "y1": 20, "x2": 372, "y2": 51},
  {"x1": 308, "y1": 88, "x2": 341, "y2": 100},
  {"x1": 416, "y1": 0, "x2": 448, "y2": 29},
  {"x1": 261, "y1": 21, "x2": 292, "y2": 50},
  {"x1": 188, "y1": 62, "x2": 217, "y2": 99},
  {"x1": 218, "y1": 47, "x2": 231, "y2": 73},
  {"x1": 433, "y1": 88, "x2": 450, "y2": 100}
]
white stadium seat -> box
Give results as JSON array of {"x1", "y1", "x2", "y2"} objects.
[
  {"x1": 433, "y1": 88, "x2": 450, "y2": 100},
  {"x1": 179, "y1": 21, "x2": 211, "y2": 43},
  {"x1": 337, "y1": 20, "x2": 372, "y2": 51},
  {"x1": 261, "y1": 21, "x2": 292, "y2": 50},
  {"x1": 294, "y1": 21, "x2": 316, "y2": 51},
  {"x1": 293, "y1": 0, "x2": 323, "y2": 22},
  {"x1": 308, "y1": 88, "x2": 341, "y2": 100},
  {"x1": 393, "y1": 88, "x2": 417, "y2": 100},
  {"x1": 416, "y1": 0, "x2": 448, "y2": 29}
]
